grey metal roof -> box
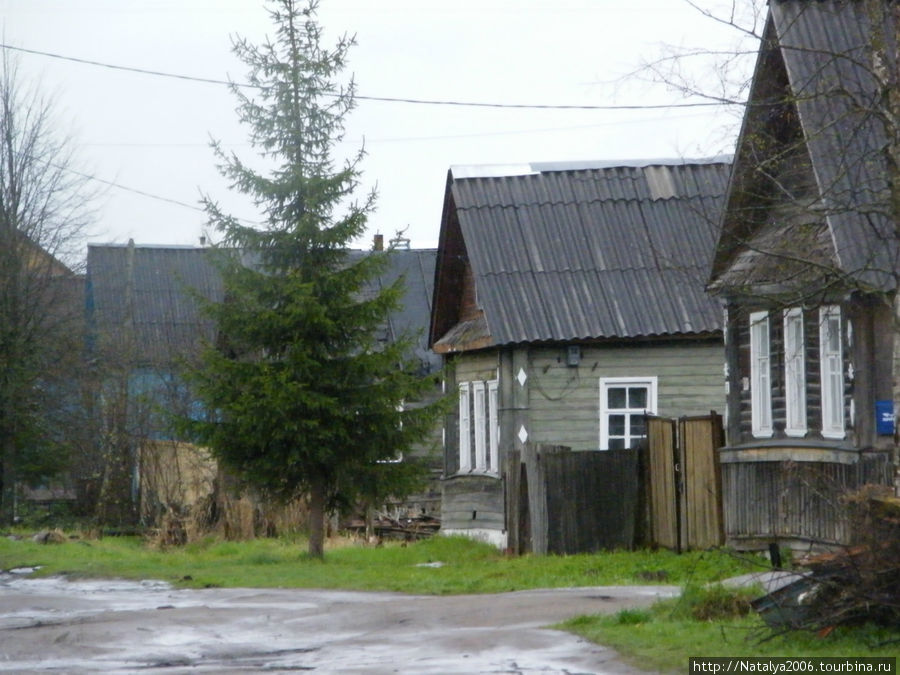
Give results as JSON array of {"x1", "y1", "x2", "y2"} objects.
[
  {"x1": 775, "y1": 0, "x2": 899, "y2": 287},
  {"x1": 713, "y1": 1, "x2": 900, "y2": 291},
  {"x1": 354, "y1": 248, "x2": 439, "y2": 372},
  {"x1": 87, "y1": 244, "x2": 223, "y2": 366},
  {"x1": 440, "y1": 161, "x2": 729, "y2": 346},
  {"x1": 87, "y1": 244, "x2": 438, "y2": 372}
]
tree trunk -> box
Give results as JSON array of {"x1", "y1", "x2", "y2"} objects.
[
  {"x1": 0, "y1": 434, "x2": 16, "y2": 525},
  {"x1": 307, "y1": 478, "x2": 326, "y2": 558}
]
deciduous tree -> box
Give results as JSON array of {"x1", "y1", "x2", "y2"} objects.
[{"x1": 0, "y1": 52, "x2": 91, "y2": 523}]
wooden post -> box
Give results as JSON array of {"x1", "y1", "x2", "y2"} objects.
[
  {"x1": 503, "y1": 449, "x2": 522, "y2": 554},
  {"x1": 522, "y1": 443, "x2": 569, "y2": 555}
]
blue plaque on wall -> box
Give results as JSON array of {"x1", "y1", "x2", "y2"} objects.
[{"x1": 875, "y1": 400, "x2": 894, "y2": 436}]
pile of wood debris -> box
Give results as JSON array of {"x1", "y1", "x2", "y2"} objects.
[
  {"x1": 752, "y1": 486, "x2": 900, "y2": 634},
  {"x1": 344, "y1": 513, "x2": 440, "y2": 542}
]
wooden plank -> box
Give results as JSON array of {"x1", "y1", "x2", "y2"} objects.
[
  {"x1": 647, "y1": 415, "x2": 678, "y2": 549},
  {"x1": 526, "y1": 342, "x2": 725, "y2": 452},
  {"x1": 522, "y1": 443, "x2": 569, "y2": 555},
  {"x1": 540, "y1": 448, "x2": 639, "y2": 554},
  {"x1": 680, "y1": 414, "x2": 725, "y2": 550},
  {"x1": 440, "y1": 475, "x2": 505, "y2": 531},
  {"x1": 503, "y1": 449, "x2": 522, "y2": 554}
]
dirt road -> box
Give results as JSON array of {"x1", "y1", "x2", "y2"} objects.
[{"x1": 0, "y1": 572, "x2": 675, "y2": 673}]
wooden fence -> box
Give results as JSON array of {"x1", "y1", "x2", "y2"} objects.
[
  {"x1": 721, "y1": 452, "x2": 894, "y2": 549},
  {"x1": 503, "y1": 413, "x2": 724, "y2": 555},
  {"x1": 504, "y1": 445, "x2": 639, "y2": 555},
  {"x1": 644, "y1": 413, "x2": 725, "y2": 551}
]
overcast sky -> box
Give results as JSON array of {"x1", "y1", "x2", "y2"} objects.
[{"x1": 2, "y1": 1, "x2": 760, "y2": 253}]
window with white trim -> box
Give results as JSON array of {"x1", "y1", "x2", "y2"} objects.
[
  {"x1": 783, "y1": 308, "x2": 807, "y2": 436},
  {"x1": 599, "y1": 377, "x2": 657, "y2": 450},
  {"x1": 749, "y1": 311, "x2": 773, "y2": 438},
  {"x1": 458, "y1": 378, "x2": 499, "y2": 474},
  {"x1": 819, "y1": 306, "x2": 845, "y2": 439}
]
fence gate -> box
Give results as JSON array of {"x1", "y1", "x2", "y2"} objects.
[{"x1": 645, "y1": 413, "x2": 724, "y2": 551}]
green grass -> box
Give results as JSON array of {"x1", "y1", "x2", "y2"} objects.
[
  {"x1": 1, "y1": 531, "x2": 762, "y2": 594},
  {"x1": 7, "y1": 531, "x2": 896, "y2": 663},
  {"x1": 561, "y1": 584, "x2": 900, "y2": 671}
]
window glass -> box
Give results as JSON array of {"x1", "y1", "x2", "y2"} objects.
[
  {"x1": 609, "y1": 414, "x2": 626, "y2": 436},
  {"x1": 629, "y1": 387, "x2": 647, "y2": 409},
  {"x1": 608, "y1": 387, "x2": 627, "y2": 408},
  {"x1": 630, "y1": 416, "x2": 646, "y2": 437}
]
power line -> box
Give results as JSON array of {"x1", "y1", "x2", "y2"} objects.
[
  {"x1": 38, "y1": 157, "x2": 263, "y2": 225},
  {"x1": 0, "y1": 43, "x2": 738, "y2": 111},
  {"x1": 66, "y1": 166, "x2": 207, "y2": 213}
]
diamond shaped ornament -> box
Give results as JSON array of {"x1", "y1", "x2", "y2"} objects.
[
  {"x1": 517, "y1": 367, "x2": 527, "y2": 387},
  {"x1": 517, "y1": 425, "x2": 528, "y2": 444}
]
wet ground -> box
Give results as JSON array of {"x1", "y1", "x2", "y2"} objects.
[{"x1": 0, "y1": 571, "x2": 677, "y2": 673}]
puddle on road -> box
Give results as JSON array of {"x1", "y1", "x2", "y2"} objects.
[{"x1": 1, "y1": 575, "x2": 658, "y2": 673}]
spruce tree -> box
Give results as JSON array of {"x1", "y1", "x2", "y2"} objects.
[{"x1": 190, "y1": 0, "x2": 441, "y2": 557}]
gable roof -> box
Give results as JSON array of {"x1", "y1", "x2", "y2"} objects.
[
  {"x1": 87, "y1": 243, "x2": 439, "y2": 372},
  {"x1": 430, "y1": 160, "x2": 730, "y2": 351},
  {"x1": 710, "y1": 0, "x2": 900, "y2": 295}
]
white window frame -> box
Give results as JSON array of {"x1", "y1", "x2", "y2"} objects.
[
  {"x1": 599, "y1": 377, "x2": 657, "y2": 450},
  {"x1": 819, "y1": 305, "x2": 845, "y2": 439},
  {"x1": 749, "y1": 311, "x2": 773, "y2": 438},
  {"x1": 458, "y1": 377, "x2": 500, "y2": 475},
  {"x1": 488, "y1": 379, "x2": 499, "y2": 473},
  {"x1": 473, "y1": 381, "x2": 487, "y2": 471},
  {"x1": 458, "y1": 383, "x2": 471, "y2": 472},
  {"x1": 783, "y1": 308, "x2": 807, "y2": 437}
]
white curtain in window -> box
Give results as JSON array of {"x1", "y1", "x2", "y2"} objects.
[
  {"x1": 819, "y1": 306, "x2": 845, "y2": 438},
  {"x1": 783, "y1": 308, "x2": 807, "y2": 436},
  {"x1": 750, "y1": 312, "x2": 773, "y2": 437},
  {"x1": 458, "y1": 383, "x2": 471, "y2": 471}
]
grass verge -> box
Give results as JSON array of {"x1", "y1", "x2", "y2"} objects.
[
  {"x1": 560, "y1": 584, "x2": 900, "y2": 671},
  {"x1": 2, "y1": 531, "x2": 762, "y2": 594}
]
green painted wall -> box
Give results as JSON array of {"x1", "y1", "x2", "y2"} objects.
[{"x1": 527, "y1": 340, "x2": 725, "y2": 451}]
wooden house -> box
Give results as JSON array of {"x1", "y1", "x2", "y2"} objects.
[
  {"x1": 429, "y1": 160, "x2": 730, "y2": 548},
  {"x1": 85, "y1": 240, "x2": 441, "y2": 528},
  {"x1": 708, "y1": 1, "x2": 897, "y2": 550}
]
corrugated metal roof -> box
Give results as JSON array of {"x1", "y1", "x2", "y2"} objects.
[
  {"x1": 757, "y1": 1, "x2": 898, "y2": 288},
  {"x1": 87, "y1": 245, "x2": 223, "y2": 366},
  {"x1": 365, "y1": 248, "x2": 440, "y2": 372},
  {"x1": 87, "y1": 244, "x2": 438, "y2": 372},
  {"x1": 442, "y1": 161, "x2": 729, "y2": 345}
]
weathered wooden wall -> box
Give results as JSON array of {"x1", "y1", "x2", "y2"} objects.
[
  {"x1": 440, "y1": 474, "x2": 505, "y2": 535},
  {"x1": 727, "y1": 302, "x2": 876, "y2": 447},
  {"x1": 527, "y1": 341, "x2": 724, "y2": 451},
  {"x1": 721, "y1": 451, "x2": 893, "y2": 549},
  {"x1": 441, "y1": 340, "x2": 724, "y2": 544}
]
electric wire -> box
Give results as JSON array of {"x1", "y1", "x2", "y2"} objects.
[{"x1": 0, "y1": 43, "x2": 741, "y2": 111}]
